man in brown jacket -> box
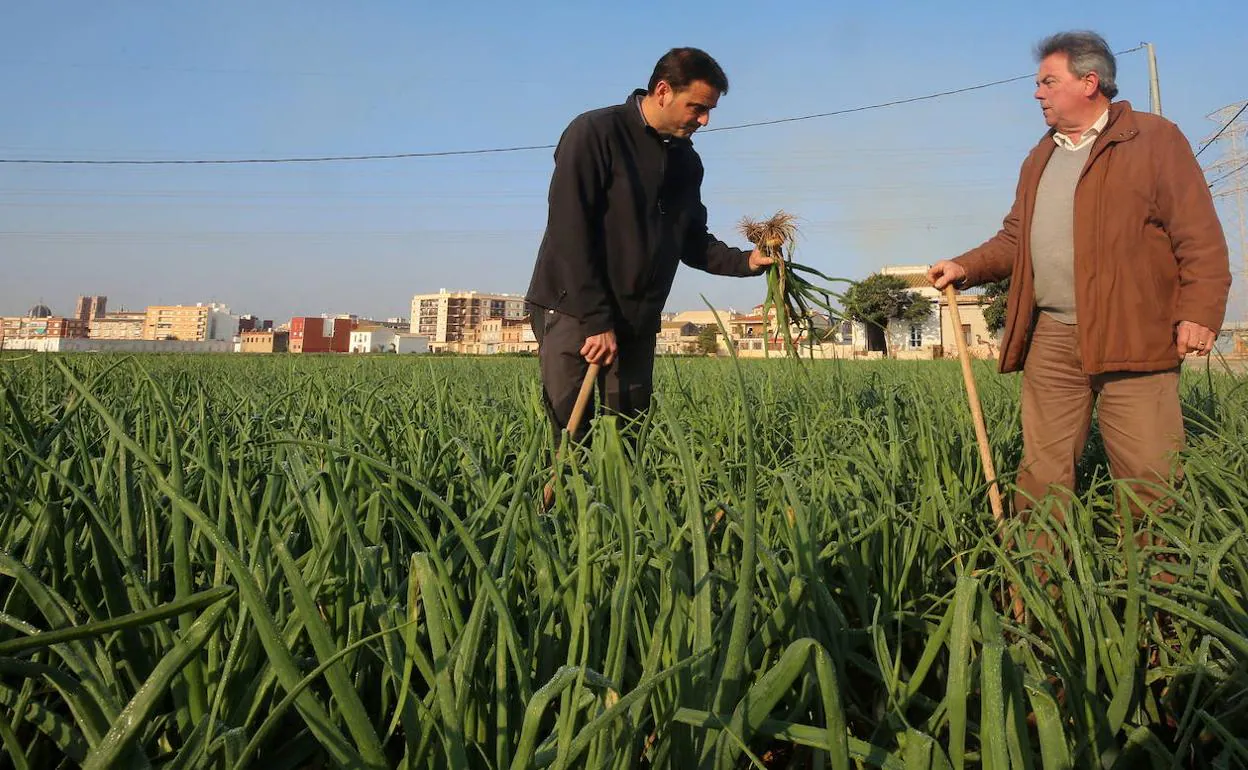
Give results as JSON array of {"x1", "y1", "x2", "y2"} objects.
[{"x1": 928, "y1": 31, "x2": 1231, "y2": 553}]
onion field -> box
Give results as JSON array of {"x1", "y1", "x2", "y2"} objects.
[{"x1": 1, "y1": 353, "x2": 1245, "y2": 769}]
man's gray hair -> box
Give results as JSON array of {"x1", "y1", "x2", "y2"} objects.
[{"x1": 1035, "y1": 31, "x2": 1118, "y2": 99}]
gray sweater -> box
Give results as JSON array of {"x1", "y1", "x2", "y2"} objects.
[{"x1": 1030, "y1": 143, "x2": 1093, "y2": 324}]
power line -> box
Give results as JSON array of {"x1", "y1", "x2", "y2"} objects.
[
  {"x1": 701, "y1": 73, "x2": 1038, "y2": 133},
  {"x1": 1195, "y1": 101, "x2": 1247, "y2": 158},
  {"x1": 0, "y1": 143, "x2": 557, "y2": 166},
  {"x1": 0, "y1": 47, "x2": 1146, "y2": 167},
  {"x1": 1209, "y1": 158, "x2": 1248, "y2": 188}
]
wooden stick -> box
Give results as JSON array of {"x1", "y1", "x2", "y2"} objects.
[
  {"x1": 542, "y1": 362, "x2": 600, "y2": 511},
  {"x1": 944, "y1": 285, "x2": 1004, "y2": 523},
  {"x1": 945, "y1": 285, "x2": 1026, "y2": 624}
]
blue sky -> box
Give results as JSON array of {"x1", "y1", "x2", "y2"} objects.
[{"x1": 2, "y1": 0, "x2": 1245, "y2": 322}]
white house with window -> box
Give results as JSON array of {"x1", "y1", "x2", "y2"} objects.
[
  {"x1": 350, "y1": 326, "x2": 397, "y2": 353},
  {"x1": 892, "y1": 298, "x2": 944, "y2": 360},
  {"x1": 848, "y1": 265, "x2": 994, "y2": 359}
]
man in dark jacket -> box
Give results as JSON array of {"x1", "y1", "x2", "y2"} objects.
[
  {"x1": 928, "y1": 31, "x2": 1230, "y2": 562},
  {"x1": 526, "y1": 47, "x2": 772, "y2": 440}
]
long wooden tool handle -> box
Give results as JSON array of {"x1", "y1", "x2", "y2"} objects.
[
  {"x1": 944, "y1": 285, "x2": 1005, "y2": 524},
  {"x1": 542, "y1": 362, "x2": 601, "y2": 510},
  {"x1": 565, "y1": 362, "x2": 601, "y2": 441}
]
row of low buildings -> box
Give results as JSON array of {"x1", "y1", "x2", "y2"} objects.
[
  {"x1": 403, "y1": 273, "x2": 1000, "y2": 360},
  {"x1": 1, "y1": 297, "x2": 242, "y2": 346},
  {"x1": 0, "y1": 296, "x2": 433, "y2": 355},
  {"x1": 0, "y1": 274, "x2": 997, "y2": 359},
  {"x1": 653, "y1": 265, "x2": 1000, "y2": 360},
  {"x1": 15, "y1": 272, "x2": 1240, "y2": 359},
  {"x1": 251, "y1": 317, "x2": 430, "y2": 354}
]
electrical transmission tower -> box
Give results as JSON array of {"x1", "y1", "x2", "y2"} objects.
[{"x1": 1204, "y1": 100, "x2": 1248, "y2": 321}]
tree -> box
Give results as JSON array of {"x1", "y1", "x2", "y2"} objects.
[
  {"x1": 696, "y1": 325, "x2": 719, "y2": 356},
  {"x1": 980, "y1": 279, "x2": 1010, "y2": 336},
  {"x1": 841, "y1": 274, "x2": 933, "y2": 355}
]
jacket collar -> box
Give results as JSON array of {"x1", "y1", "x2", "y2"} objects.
[
  {"x1": 1100, "y1": 100, "x2": 1140, "y2": 144},
  {"x1": 625, "y1": 89, "x2": 692, "y2": 147},
  {"x1": 1037, "y1": 99, "x2": 1140, "y2": 151},
  {"x1": 1020, "y1": 100, "x2": 1144, "y2": 220}
]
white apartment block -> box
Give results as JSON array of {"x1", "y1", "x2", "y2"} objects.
[{"x1": 409, "y1": 289, "x2": 526, "y2": 346}]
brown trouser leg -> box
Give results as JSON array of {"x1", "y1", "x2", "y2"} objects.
[
  {"x1": 1016, "y1": 314, "x2": 1184, "y2": 575},
  {"x1": 1095, "y1": 363, "x2": 1184, "y2": 583}
]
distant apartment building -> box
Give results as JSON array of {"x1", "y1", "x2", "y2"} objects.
[
  {"x1": 347, "y1": 317, "x2": 408, "y2": 336},
  {"x1": 289, "y1": 317, "x2": 352, "y2": 353},
  {"x1": 0, "y1": 314, "x2": 89, "y2": 347},
  {"x1": 74, "y1": 295, "x2": 107, "y2": 321},
  {"x1": 722, "y1": 304, "x2": 837, "y2": 356},
  {"x1": 656, "y1": 320, "x2": 703, "y2": 355},
  {"x1": 498, "y1": 319, "x2": 537, "y2": 354},
  {"x1": 143, "y1": 304, "x2": 238, "y2": 342},
  {"x1": 456, "y1": 323, "x2": 482, "y2": 354},
  {"x1": 89, "y1": 311, "x2": 146, "y2": 340},
  {"x1": 5, "y1": 338, "x2": 233, "y2": 354},
  {"x1": 476, "y1": 317, "x2": 537, "y2": 354},
  {"x1": 410, "y1": 289, "x2": 526, "y2": 349},
  {"x1": 240, "y1": 330, "x2": 289, "y2": 353},
  {"x1": 237, "y1": 314, "x2": 273, "y2": 334}
]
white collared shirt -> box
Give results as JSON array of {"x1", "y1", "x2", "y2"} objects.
[{"x1": 1053, "y1": 109, "x2": 1109, "y2": 151}]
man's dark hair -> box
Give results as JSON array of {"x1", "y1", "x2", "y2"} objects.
[
  {"x1": 1035, "y1": 31, "x2": 1119, "y2": 99},
  {"x1": 647, "y1": 47, "x2": 728, "y2": 95}
]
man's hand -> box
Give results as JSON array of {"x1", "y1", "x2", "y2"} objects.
[
  {"x1": 928, "y1": 260, "x2": 967, "y2": 290},
  {"x1": 580, "y1": 330, "x2": 618, "y2": 366},
  {"x1": 748, "y1": 248, "x2": 775, "y2": 273},
  {"x1": 1176, "y1": 320, "x2": 1217, "y2": 357}
]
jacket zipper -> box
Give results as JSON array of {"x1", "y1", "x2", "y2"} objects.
[{"x1": 644, "y1": 141, "x2": 670, "y2": 290}]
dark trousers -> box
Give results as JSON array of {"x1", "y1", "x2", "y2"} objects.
[{"x1": 531, "y1": 308, "x2": 656, "y2": 443}]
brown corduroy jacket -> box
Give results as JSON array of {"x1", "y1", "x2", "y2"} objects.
[{"x1": 955, "y1": 100, "x2": 1231, "y2": 375}]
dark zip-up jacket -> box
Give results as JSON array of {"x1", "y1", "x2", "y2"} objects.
[{"x1": 525, "y1": 89, "x2": 755, "y2": 338}]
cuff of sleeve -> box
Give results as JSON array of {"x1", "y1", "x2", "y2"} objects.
[
  {"x1": 952, "y1": 258, "x2": 976, "y2": 289},
  {"x1": 582, "y1": 311, "x2": 614, "y2": 337},
  {"x1": 1175, "y1": 304, "x2": 1225, "y2": 336}
]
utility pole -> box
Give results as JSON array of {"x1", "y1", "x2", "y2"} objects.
[
  {"x1": 1145, "y1": 42, "x2": 1163, "y2": 116},
  {"x1": 1203, "y1": 101, "x2": 1248, "y2": 320}
]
